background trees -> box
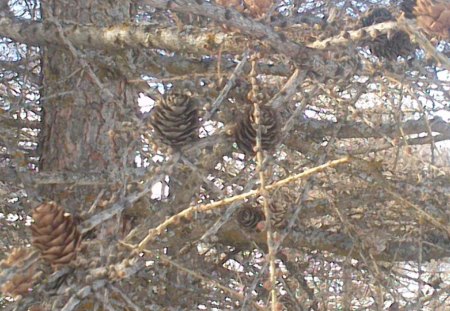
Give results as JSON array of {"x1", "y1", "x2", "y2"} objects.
[{"x1": 1, "y1": 0, "x2": 449, "y2": 309}]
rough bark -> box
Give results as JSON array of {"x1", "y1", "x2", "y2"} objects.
[{"x1": 38, "y1": 0, "x2": 134, "y2": 212}]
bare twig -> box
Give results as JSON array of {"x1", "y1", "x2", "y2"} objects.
[
  {"x1": 136, "y1": 156, "x2": 351, "y2": 250},
  {"x1": 204, "y1": 50, "x2": 249, "y2": 120},
  {"x1": 307, "y1": 21, "x2": 399, "y2": 50},
  {"x1": 119, "y1": 241, "x2": 266, "y2": 311},
  {"x1": 354, "y1": 158, "x2": 450, "y2": 237},
  {"x1": 398, "y1": 18, "x2": 450, "y2": 71},
  {"x1": 249, "y1": 53, "x2": 277, "y2": 310},
  {"x1": 109, "y1": 285, "x2": 143, "y2": 311},
  {"x1": 81, "y1": 160, "x2": 177, "y2": 234},
  {"x1": 61, "y1": 285, "x2": 93, "y2": 311},
  {"x1": 270, "y1": 68, "x2": 306, "y2": 110}
]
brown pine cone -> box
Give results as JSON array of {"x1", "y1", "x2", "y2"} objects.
[
  {"x1": 31, "y1": 202, "x2": 81, "y2": 267},
  {"x1": 369, "y1": 31, "x2": 415, "y2": 59},
  {"x1": 237, "y1": 201, "x2": 287, "y2": 230},
  {"x1": 237, "y1": 204, "x2": 265, "y2": 230},
  {"x1": 361, "y1": 8, "x2": 414, "y2": 59},
  {"x1": 235, "y1": 105, "x2": 280, "y2": 156},
  {"x1": 0, "y1": 247, "x2": 38, "y2": 298},
  {"x1": 149, "y1": 93, "x2": 199, "y2": 148}
]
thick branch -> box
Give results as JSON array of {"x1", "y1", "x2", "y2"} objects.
[
  {"x1": 1, "y1": 118, "x2": 448, "y2": 184},
  {"x1": 142, "y1": 0, "x2": 312, "y2": 61},
  {"x1": 141, "y1": 53, "x2": 292, "y2": 78},
  {"x1": 0, "y1": 16, "x2": 352, "y2": 80},
  {"x1": 0, "y1": 167, "x2": 148, "y2": 184},
  {"x1": 288, "y1": 228, "x2": 450, "y2": 262},
  {"x1": 0, "y1": 15, "x2": 312, "y2": 68},
  {"x1": 218, "y1": 223, "x2": 450, "y2": 262},
  {"x1": 0, "y1": 16, "x2": 246, "y2": 55}
]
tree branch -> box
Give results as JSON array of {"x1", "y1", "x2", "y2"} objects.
[
  {"x1": 0, "y1": 16, "x2": 257, "y2": 56},
  {"x1": 0, "y1": 16, "x2": 356, "y2": 80},
  {"x1": 142, "y1": 0, "x2": 312, "y2": 61},
  {"x1": 218, "y1": 223, "x2": 450, "y2": 262}
]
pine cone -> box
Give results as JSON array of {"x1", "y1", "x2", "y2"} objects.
[
  {"x1": 237, "y1": 204, "x2": 264, "y2": 229},
  {"x1": 237, "y1": 201, "x2": 287, "y2": 230},
  {"x1": 149, "y1": 93, "x2": 199, "y2": 148},
  {"x1": 402, "y1": 0, "x2": 450, "y2": 39},
  {"x1": 235, "y1": 105, "x2": 280, "y2": 155},
  {"x1": 369, "y1": 31, "x2": 414, "y2": 59},
  {"x1": 31, "y1": 202, "x2": 81, "y2": 267},
  {"x1": 362, "y1": 8, "x2": 414, "y2": 59}
]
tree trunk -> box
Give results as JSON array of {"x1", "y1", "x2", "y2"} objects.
[{"x1": 38, "y1": 0, "x2": 133, "y2": 214}]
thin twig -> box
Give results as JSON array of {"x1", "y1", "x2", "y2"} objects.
[
  {"x1": 354, "y1": 158, "x2": 450, "y2": 237},
  {"x1": 307, "y1": 21, "x2": 399, "y2": 49},
  {"x1": 86, "y1": 189, "x2": 106, "y2": 215},
  {"x1": 119, "y1": 241, "x2": 266, "y2": 311},
  {"x1": 81, "y1": 160, "x2": 177, "y2": 234},
  {"x1": 136, "y1": 156, "x2": 351, "y2": 250},
  {"x1": 61, "y1": 285, "x2": 93, "y2": 311},
  {"x1": 109, "y1": 285, "x2": 142, "y2": 311},
  {"x1": 398, "y1": 18, "x2": 450, "y2": 71},
  {"x1": 249, "y1": 53, "x2": 277, "y2": 310},
  {"x1": 204, "y1": 51, "x2": 249, "y2": 120},
  {"x1": 269, "y1": 68, "x2": 305, "y2": 110}
]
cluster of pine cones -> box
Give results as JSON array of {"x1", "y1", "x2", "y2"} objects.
[
  {"x1": 149, "y1": 1, "x2": 450, "y2": 152},
  {"x1": 6, "y1": 1, "x2": 449, "y2": 301},
  {"x1": 149, "y1": 90, "x2": 281, "y2": 156},
  {"x1": 149, "y1": 87, "x2": 283, "y2": 230}
]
